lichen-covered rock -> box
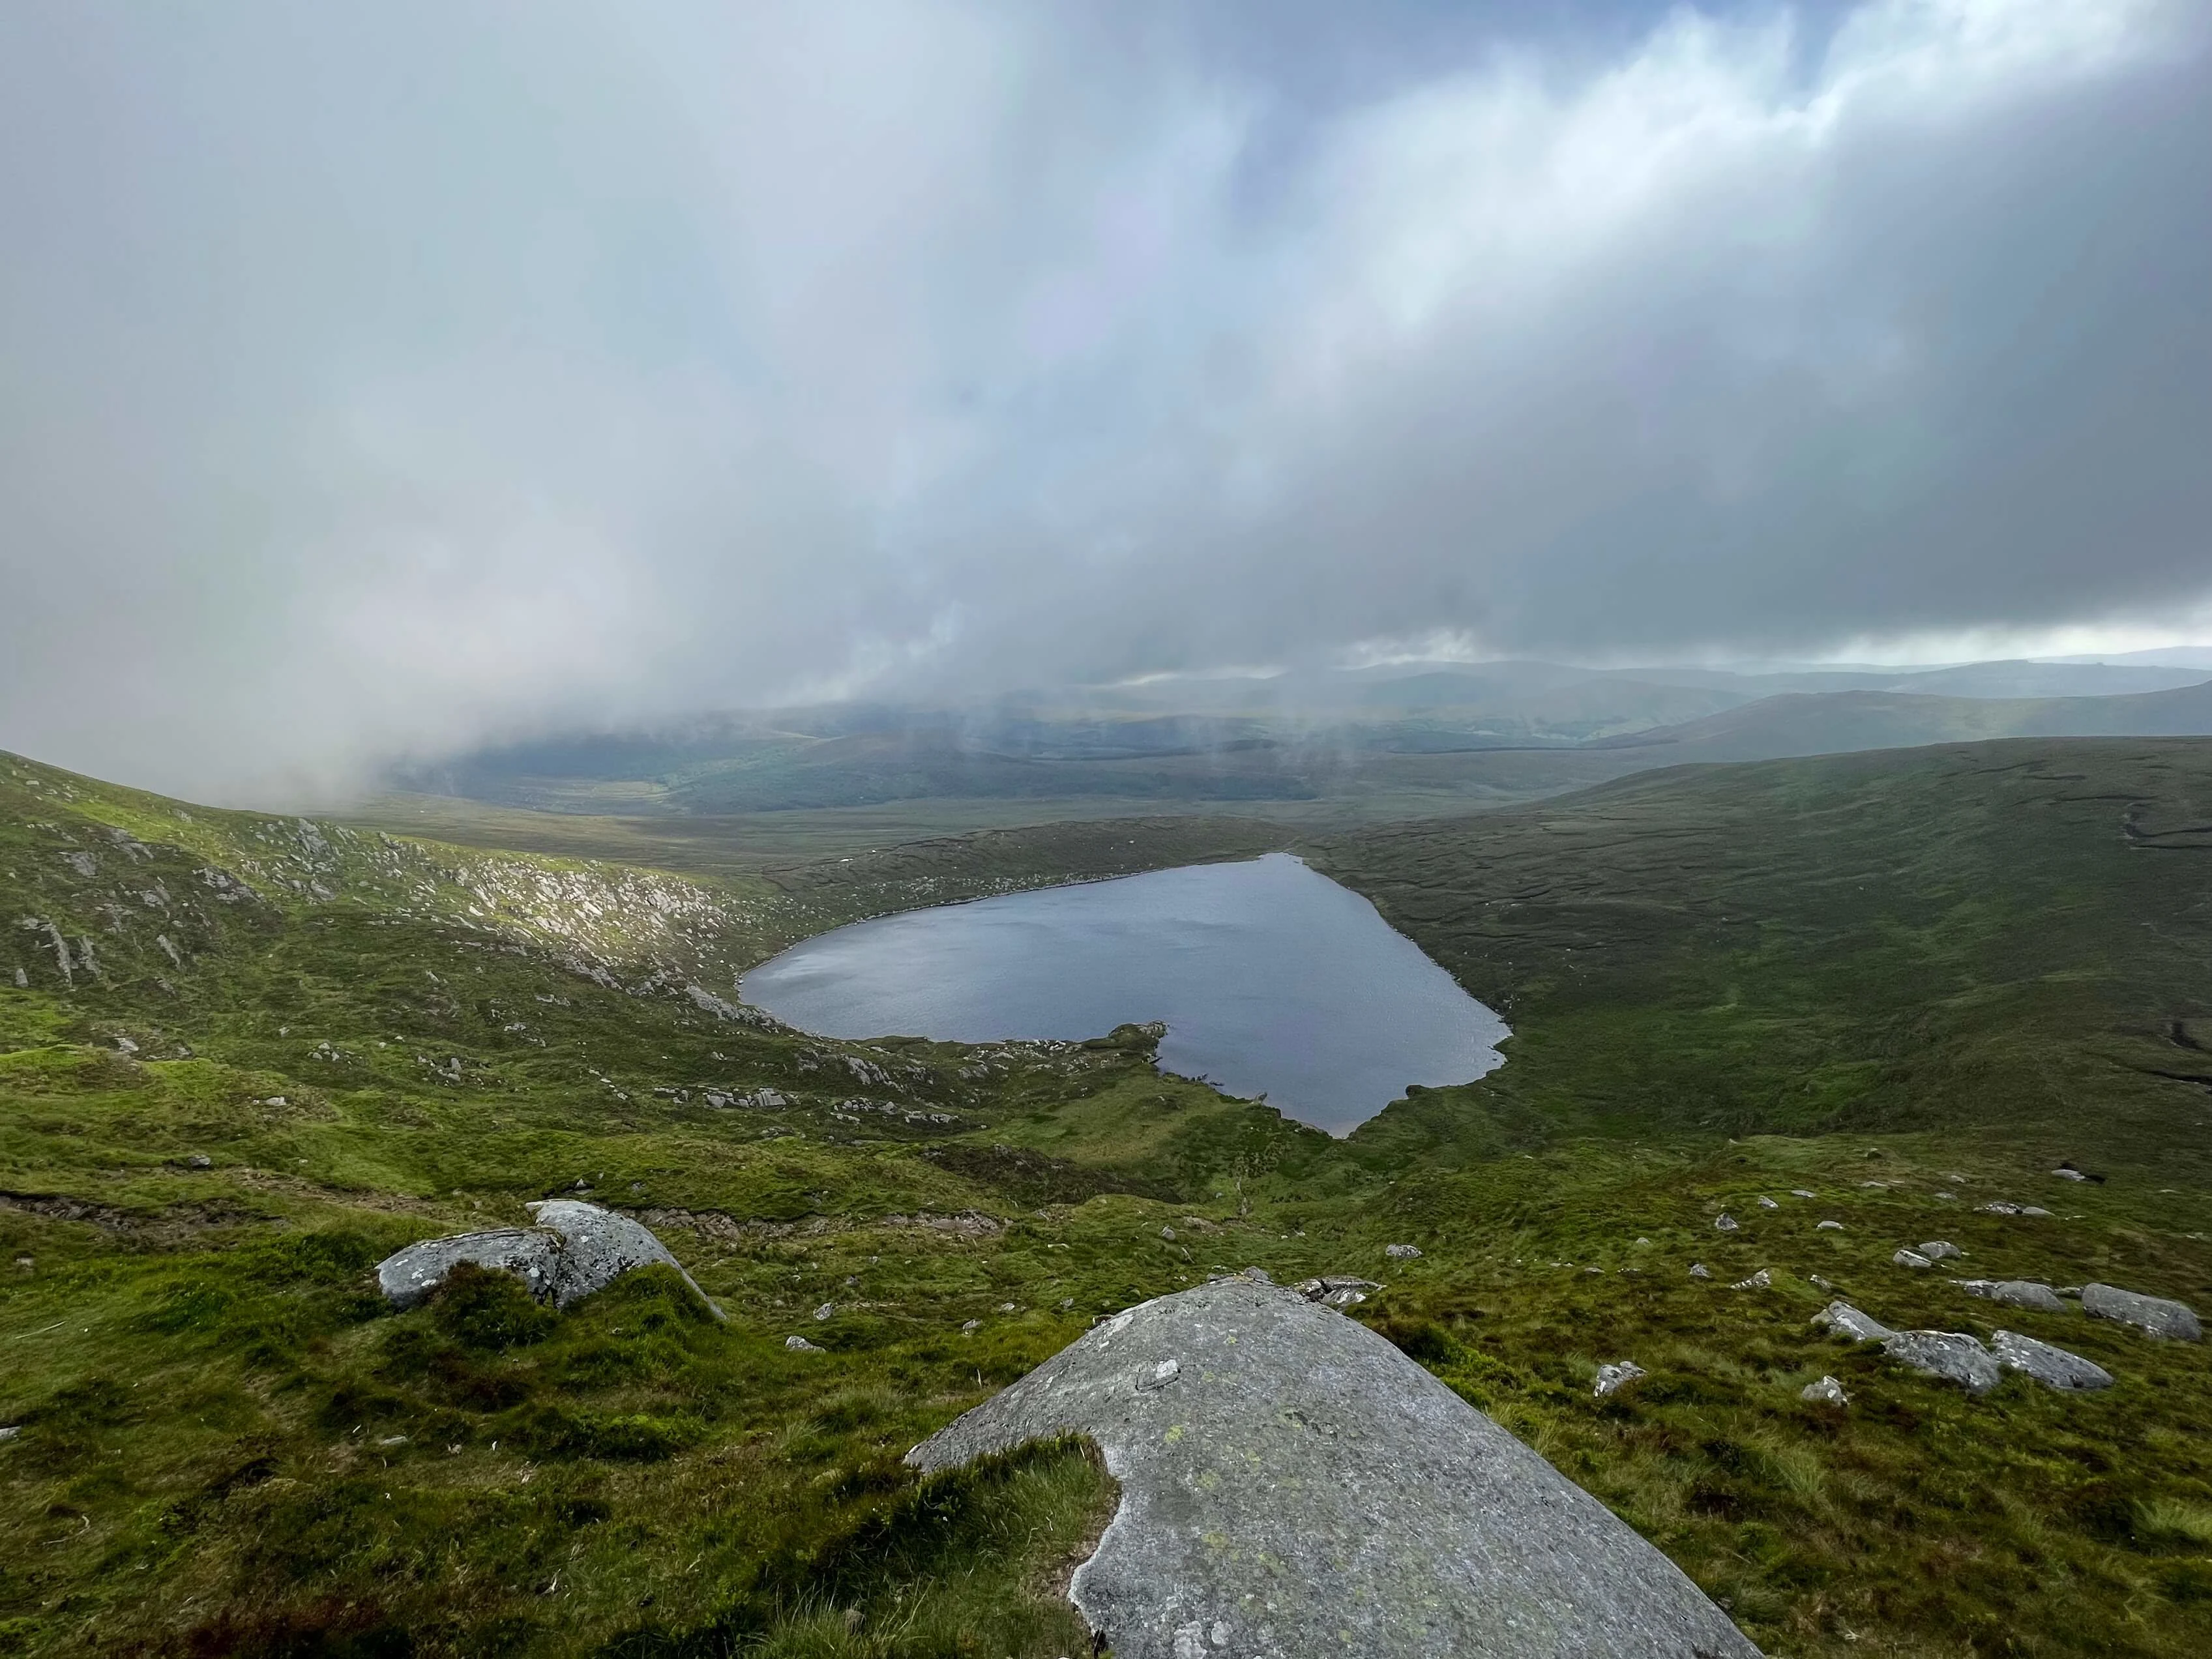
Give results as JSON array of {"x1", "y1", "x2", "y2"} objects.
[
  {"x1": 1593, "y1": 1360, "x2": 1645, "y2": 1397},
  {"x1": 1956, "y1": 1279, "x2": 2067, "y2": 1314},
  {"x1": 1991, "y1": 1330, "x2": 2113, "y2": 1391},
  {"x1": 2083, "y1": 1284, "x2": 2202, "y2": 1341},
  {"x1": 1892, "y1": 1249, "x2": 1934, "y2": 1269},
  {"x1": 1294, "y1": 1275, "x2": 1382, "y2": 1303},
  {"x1": 908, "y1": 1277, "x2": 1761, "y2": 1658},
  {"x1": 1812, "y1": 1302, "x2": 1893, "y2": 1343},
  {"x1": 1384, "y1": 1242, "x2": 1424, "y2": 1260},
  {"x1": 1883, "y1": 1330, "x2": 2001, "y2": 1394},
  {"x1": 375, "y1": 1201, "x2": 722, "y2": 1319},
  {"x1": 1799, "y1": 1376, "x2": 1848, "y2": 1406},
  {"x1": 1917, "y1": 1241, "x2": 1962, "y2": 1261}
]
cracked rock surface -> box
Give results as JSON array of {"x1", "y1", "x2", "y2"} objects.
[
  {"x1": 375, "y1": 1199, "x2": 722, "y2": 1319},
  {"x1": 907, "y1": 1276, "x2": 1760, "y2": 1659}
]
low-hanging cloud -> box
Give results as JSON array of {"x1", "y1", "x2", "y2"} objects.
[{"x1": 1, "y1": 0, "x2": 2207, "y2": 799}]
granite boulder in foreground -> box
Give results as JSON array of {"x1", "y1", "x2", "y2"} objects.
[
  {"x1": 375, "y1": 1199, "x2": 723, "y2": 1319},
  {"x1": 907, "y1": 1276, "x2": 1760, "y2": 1659}
]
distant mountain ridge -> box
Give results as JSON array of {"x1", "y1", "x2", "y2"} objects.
[{"x1": 1594, "y1": 680, "x2": 2212, "y2": 762}]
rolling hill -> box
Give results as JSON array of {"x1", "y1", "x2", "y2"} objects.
[
  {"x1": 7, "y1": 740, "x2": 2212, "y2": 1654},
  {"x1": 1595, "y1": 679, "x2": 2212, "y2": 763}
]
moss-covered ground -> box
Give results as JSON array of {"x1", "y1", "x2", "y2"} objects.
[{"x1": 3, "y1": 741, "x2": 2211, "y2": 1655}]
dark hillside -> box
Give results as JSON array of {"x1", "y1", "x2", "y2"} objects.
[{"x1": 1319, "y1": 739, "x2": 2212, "y2": 1167}]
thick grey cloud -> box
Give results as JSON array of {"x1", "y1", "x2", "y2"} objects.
[{"x1": 1, "y1": 0, "x2": 2207, "y2": 797}]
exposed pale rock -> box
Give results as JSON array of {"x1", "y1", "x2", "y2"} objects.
[
  {"x1": 1955, "y1": 1279, "x2": 2068, "y2": 1314},
  {"x1": 1688, "y1": 1263, "x2": 1713, "y2": 1280},
  {"x1": 2053, "y1": 1167, "x2": 2087, "y2": 1182},
  {"x1": 1731, "y1": 1269, "x2": 1773, "y2": 1291},
  {"x1": 908, "y1": 1277, "x2": 1761, "y2": 1658},
  {"x1": 786, "y1": 1335, "x2": 824, "y2": 1353},
  {"x1": 1790, "y1": 1189, "x2": 1816, "y2": 1199},
  {"x1": 1816, "y1": 1220, "x2": 1842, "y2": 1231},
  {"x1": 1893, "y1": 1250, "x2": 1934, "y2": 1269},
  {"x1": 1800, "y1": 1376, "x2": 1848, "y2": 1406},
  {"x1": 374, "y1": 1200, "x2": 722, "y2": 1319},
  {"x1": 1384, "y1": 1242, "x2": 1424, "y2": 1260},
  {"x1": 1713, "y1": 1214, "x2": 1740, "y2": 1232},
  {"x1": 1160, "y1": 1226, "x2": 1177, "y2": 1241},
  {"x1": 1883, "y1": 1330, "x2": 2001, "y2": 1394},
  {"x1": 2083, "y1": 1284, "x2": 2202, "y2": 1342},
  {"x1": 1812, "y1": 1302, "x2": 1894, "y2": 1343},
  {"x1": 1593, "y1": 1360, "x2": 1646, "y2": 1398},
  {"x1": 1917, "y1": 1242, "x2": 1962, "y2": 1261},
  {"x1": 1293, "y1": 1275, "x2": 1383, "y2": 1303},
  {"x1": 1756, "y1": 1197, "x2": 1778, "y2": 1210},
  {"x1": 1992, "y1": 1330, "x2": 2113, "y2": 1390}
]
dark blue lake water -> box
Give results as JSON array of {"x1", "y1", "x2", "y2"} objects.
[{"x1": 738, "y1": 853, "x2": 1508, "y2": 1136}]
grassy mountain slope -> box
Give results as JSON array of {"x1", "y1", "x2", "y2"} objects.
[
  {"x1": 6, "y1": 744, "x2": 2212, "y2": 1654},
  {"x1": 1598, "y1": 682, "x2": 2212, "y2": 763}
]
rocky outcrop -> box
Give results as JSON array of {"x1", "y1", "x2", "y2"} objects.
[
  {"x1": 375, "y1": 1200, "x2": 722, "y2": 1319},
  {"x1": 1593, "y1": 1360, "x2": 1645, "y2": 1397},
  {"x1": 1882, "y1": 1330, "x2": 2001, "y2": 1394},
  {"x1": 908, "y1": 1276, "x2": 1760, "y2": 1658},
  {"x1": 1991, "y1": 1330, "x2": 2113, "y2": 1391},
  {"x1": 1812, "y1": 1302, "x2": 1893, "y2": 1343},
  {"x1": 2083, "y1": 1284, "x2": 2202, "y2": 1341},
  {"x1": 1956, "y1": 1279, "x2": 2067, "y2": 1314}
]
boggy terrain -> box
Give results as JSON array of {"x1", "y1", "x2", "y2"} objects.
[{"x1": 3, "y1": 740, "x2": 2212, "y2": 1656}]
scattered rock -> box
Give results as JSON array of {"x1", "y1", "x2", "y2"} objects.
[
  {"x1": 1977, "y1": 1201, "x2": 2052, "y2": 1217},
  {"x1": 1756, "y1": 1196, "x2": 1778, "y2": 1210},
  {"x1": 1808, "y1": 1274, "x2": 1835, "y2": 1291},
  {"x1": 1790, "y1": 1189, "x2": 1816, "y2": 1199},
  {"x1": 2083, "y1": 1284, "x2": 2202, "y2": 1342},
  {"x1": 1295, "y1": 1275, "x2": 1382, "y2": 1310},
  {"x1": 1956, "y1": 1279, "x2": 2068, "y2": 1314},
  {"x1": 0, "y1": 1425, "x2": 19, "y2": 1442},
  {"x1": 1991, "y1": 1330, "x2": 2113, "y2": 1391},
  {"x1": 1688, "y1": 1263, "x2": 1713, "y2": 1280},
  {"x1": 813, "y1": 1302, "x2": 834, "y2": 1321},
  {"x1": 1816, "y1": 1220, "x2": 1842, "y2": 1231},
  {"x1": 1893, "y1": 1249, "x2": 1934, "y2": 1269},
  {"x1": 1384, "y1": 1242, "x2": 1423, "y2": 1260},
  {"x1": 1713, "y1": 1214, "x2": 1740, "y2": 1232},
  {"x1": 1918, "y1": 1241, "x2": 1962, "y2": 1261},
  {"x1": 960, "y1": 1319, "x2": 982, "y2": 1334},
  {"x1": 1883, "y1": 1330, "x2": 2001, "y2": 1394},
  {"x1": 1594, "y1": 1360, "x2": 1646, "y2": 1397},
  {"x1": 908, "y1": 1278, "x2": 1760, "y2": 1658},
  {"x1": 786, "y1": 1335, "x2": 824, "y2": 1353},
  {"x1": 1731, "y1": 1269, "x2": 1773, "y2": 1291},
  {"x1": 2052, "y1": 1167, "x2": 2087, "y2": 1182},
  {"x1": 1800, "y1": 1375, "x2": 1848, "y2": 1407},
  {"x1": 185, "y1": 1154, "x2": 213, "y2": 1170},
  {"x1": 374, "y1": 1201, "x2": 722, "y2": 1319},
  {"x1": 1813, "y1": 1302, "x2": 1894, "y2": 1343},
  {"x1": 1160, "y1": 1226, "x2": 1177, "y2": 1241}
]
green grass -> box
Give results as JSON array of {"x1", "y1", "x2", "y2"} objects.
[{"x1": 5, "y1": 741, "x2": 2212, "y2": 1654}]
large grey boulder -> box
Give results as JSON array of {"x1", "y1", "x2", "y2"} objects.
[
  {"x1": 375, "y1": 1200, "x2": 722, "y2": 1319},
  {"x1": 1881, "y1": 1331, "x2": 2001, "y2": 1394},
  {"x1": 2082, "y1": 1284, "x2": 2202, "y2": 1342},
  {"x1": 907, "y1": 1276, "x2": 1760, "y2": 1659},
  {"x1": 1991, "y1": 1330, "x2": 2114, "y2": 1391},
  {"x1": 1955, "y1": 1279, "x2": 2069, "y2": 1314},
  {"x1": 1812, "y1": 1302, "x2": 1893, "y2": 1343}
]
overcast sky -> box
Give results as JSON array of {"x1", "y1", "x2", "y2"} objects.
[{"x1": 3, "y1": 0, "x2": 2209, "y2": 798}]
